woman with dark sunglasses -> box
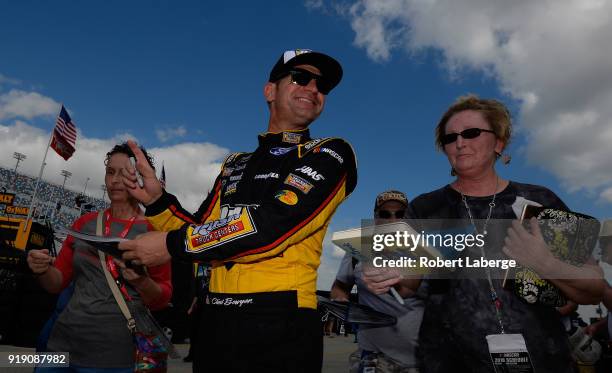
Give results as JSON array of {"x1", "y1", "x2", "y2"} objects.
[{"x1": 365, "y1": 95, "x2": 605, "y2": 373}]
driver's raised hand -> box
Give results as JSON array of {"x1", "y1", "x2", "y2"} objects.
[{"x1": 120, "y1": 140, "x2": 163, "y2": 205}]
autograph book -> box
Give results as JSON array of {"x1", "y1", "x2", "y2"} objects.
[{"x1": 503, "y1": 206, "x2": 600, "y2": 307}]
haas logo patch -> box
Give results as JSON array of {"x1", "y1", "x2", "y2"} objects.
[{"x1": 295, "y1": 166, "x2": 325, "y2": 181}]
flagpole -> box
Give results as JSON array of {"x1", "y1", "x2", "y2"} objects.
[{"x1": 23, "y1": 116, "x2": 56, "y2": 231}]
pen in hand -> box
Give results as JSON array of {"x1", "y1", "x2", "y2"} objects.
[
  {"x1": 389, "y1": 287, "x2": 405, "y2": 305},
  {"x1": 130, "y1": 156, "x2": 144, "y2": 188}
]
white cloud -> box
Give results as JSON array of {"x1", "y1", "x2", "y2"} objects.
[
  {"x1": 348, "y1": 0, "x2": 409, "y2": 62},
  {"x1": 337, "y1": 0, "x2": 612, "y2": 201},
  {"x1": 304, "y1": 0, "x2": 325, "y2": 10},
  {"x1": 0, "y1": 89, "x2": 59, "y2": 120},
  {"x1": 155, "y1": 125, "x2": 187, "y2": 143},
  {"x1": 0, "y1": 120, "x2": 228, "y2": 212},
  {"x1": 317, "y1": 254, "x2": 340, "y2": 291},
  {"x1": 317, "y1": 227, "x2": 350, "y2": 290},
  {"x1": 324, "y1": 228, "x2": 348, "y2": 259},
  {"x1": 0, "y1": 74, "x2": 21, "y2": 87},
  {"x1": 0, "y1": 89, "x2": 221, "y2": 208},
  {"x1": 318, "y1": 244, "x2": 343, "y2": 290},
  {"x1": 601, "y1": 188, "x2": 612, "y2": 204},
  {"x1": 149, "y1": 142, "x2": 228, "y2": 210},
  {"x1": 305, "y1": 0, "x2": 349, "y2": 16}
]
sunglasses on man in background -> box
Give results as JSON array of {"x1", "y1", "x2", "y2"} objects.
[{"x1": 377, "y1": 210, "x2": 406, "y2": 219}]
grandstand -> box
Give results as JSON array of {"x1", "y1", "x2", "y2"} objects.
[{"x1": 0, "y1": 166, "x2": 107, "y2": 231}]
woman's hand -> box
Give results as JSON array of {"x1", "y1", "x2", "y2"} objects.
[
  {"x1": 114, "y1": 258, "x2": 148, "y2": 287},
  {"x1": 27, "y1": 249, "x2": 53, "y2": 274},
  {"x1": 113, "y1": 256, "x2": 164, "y2": 306},
  {"x1": 503, "y1": 218, "x2": 555, "y2": 275}
]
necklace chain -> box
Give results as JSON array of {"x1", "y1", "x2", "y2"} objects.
[
  {"x1": 460, "y1": 177, "x2": 498, "y2": 235},
  {"x1": 458, "y1": 177, "x2": 505, "y2": 334}
]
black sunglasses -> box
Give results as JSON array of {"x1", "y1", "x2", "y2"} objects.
[
  {"x1": 377, "y1": 210, "x2": 406, "y2": 219},
  {"x1": 441, "y1": 128, "x2": 496, "y2": 146},
  {"x1": 286, "y1": 68, "x2": 333, "y2": 95}
]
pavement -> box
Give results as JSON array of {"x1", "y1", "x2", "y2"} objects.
[
  {"x1": 0, "y1": 336, "x2": 356, "y2": 372},
  {"x1": 323, "y1": 335, "x2": 356, "y2": 373}
]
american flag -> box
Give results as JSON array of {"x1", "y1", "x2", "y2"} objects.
[
  {"x1": 50, "y1": 105, "x2": 77, "y2": 160},
  {"x1": 159, "y1": 163, "x2": 166, "y2": 188}
]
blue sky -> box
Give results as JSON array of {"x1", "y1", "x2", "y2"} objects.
[{"x1": 1, "y1": 0, "x2": 611, "y2": 288}]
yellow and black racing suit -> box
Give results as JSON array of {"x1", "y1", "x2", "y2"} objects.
[{"x1": 145, "y1": 129, "x2": 357, "y2": 372}]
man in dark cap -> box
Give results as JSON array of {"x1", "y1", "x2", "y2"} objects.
[
  {"x1": 120, "y1": 49, "x2": 357, "y2": 372},
  {"x1": 331, "y1": 190, "x2": 423, "y2": 373}
]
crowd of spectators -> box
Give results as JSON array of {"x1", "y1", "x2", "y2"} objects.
[{"x1": 0, "y1": 166, "x2": 107, "y2": 230}]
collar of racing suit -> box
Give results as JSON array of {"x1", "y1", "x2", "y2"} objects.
[{"x1": 257, "y1": 129, "x2": 311, "y2": 146}]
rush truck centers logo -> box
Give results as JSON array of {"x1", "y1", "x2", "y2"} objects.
[{"x1": 186, "y1": 205, "x2": 257, "y2": 253}]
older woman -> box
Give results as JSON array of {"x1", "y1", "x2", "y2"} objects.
[
  {"x1": 27, "y1": 143, "x2": 172, "y2": 372},
  {"x1": 365, "y1": 95, "x2": 605, "y2": 372}
]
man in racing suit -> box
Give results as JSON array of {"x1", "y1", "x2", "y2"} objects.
[{"x1": 119, "y1": 49, "x2": 357, "y2": 372}]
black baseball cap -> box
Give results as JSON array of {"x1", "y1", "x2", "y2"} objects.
[
  {"x1": 374, "y1": 190, "x2": 409, "y2": 211},
  {"x1": 268, "y1": 49, "x2": 343, "y2": 93}
]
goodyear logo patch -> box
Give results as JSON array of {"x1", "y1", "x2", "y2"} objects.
[
  {"x1": 284, "y1": 173, "x2": 313, "y2": 194},
  {"x1": 187, "y1": 206, "x2": 257, "y2": 252},
  {"x1": 254, "y1": 172, "x2": 279, "y2": 180},
  {"x1": 275, "y1": 190, "x2": 299, "y2": 206}
]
